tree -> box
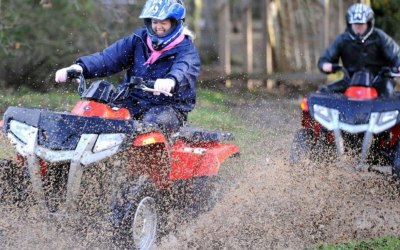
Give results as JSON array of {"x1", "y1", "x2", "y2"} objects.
[{"x1": 0, "y1": 0, "x2": 142, "y2": 90}]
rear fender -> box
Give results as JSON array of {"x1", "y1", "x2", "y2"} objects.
[{"x1": 169, "y1": 140, "x2": 239, "y2": 181}]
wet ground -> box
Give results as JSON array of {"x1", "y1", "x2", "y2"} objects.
[
  {"x1": 1, "y1": 91, "x2": 400, "y2": 249},
  {"x1": 157, "y1": 92, "x2": 400, "y2": 249}
]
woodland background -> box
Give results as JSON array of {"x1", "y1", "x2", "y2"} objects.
[{"x1": 1, "y1": 0, "x2": 400, "y2": 90}]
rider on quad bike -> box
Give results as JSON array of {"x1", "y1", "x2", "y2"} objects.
[
  {"x1": 290, "y1": 4, "x2": 400, "y2": 176},
  {"x1": 318, "y1": 3, "x2": 400, "y2": 97},
  {"x1": 1, "y1": 1, "x2": 240, "y2": 249},
  {"x1": 55, "y1": 0, "x2": 200, "y2": 135}
]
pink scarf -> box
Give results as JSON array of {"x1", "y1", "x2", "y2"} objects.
[{"x1": 144, "y1": 34, "x2": 185, "y2": 65}]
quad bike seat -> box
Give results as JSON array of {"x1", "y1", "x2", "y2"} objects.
[{"x1": 177, "y1": 126, "x2": 235, "y2": 142}]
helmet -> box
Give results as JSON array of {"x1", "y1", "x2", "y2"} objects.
[
  {"x1": 139, "y1": 0, "x2": 186, "y2": 51},
  {"x1": 346, "y1": 3, "x2": 374, "y2": 41},
  {"x1": 346, "y1": 3, "x2": 374, "y2": 25}
]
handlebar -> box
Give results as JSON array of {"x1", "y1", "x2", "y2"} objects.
[
  {"x1": 330, "y1": 64, "x2": 400, "y2": 79},
  {"x1": 110, "y1": 77, "x2": 174, "y2": 103},
  {"x1": 65, "y1": 70, "x2": 173, "y2": 100}
]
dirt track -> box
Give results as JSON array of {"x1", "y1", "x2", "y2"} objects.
[
  {"x1": 157, "y1": 93, "x2": 400, "y2": 249},
  {"x1": 1, "y1": 91, "x2": 400, "y2": 249}
]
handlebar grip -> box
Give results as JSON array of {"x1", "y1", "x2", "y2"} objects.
[
  {"x1": 66, "y1": 69, "x2": 82, "y2": 80},
  {"x1": 143, "y1": 80, "x2": 155, "y2": 89},
  {"x1": 331, "y1": 64, "x2": 342, "y2": 73}
]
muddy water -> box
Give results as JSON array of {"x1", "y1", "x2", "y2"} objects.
[{"x1": 1, "y1": 93, "x2": 400, "y2": 249}]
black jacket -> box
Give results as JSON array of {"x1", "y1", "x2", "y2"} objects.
[{"x1": 318, "y1": 28, "x2": 400, "y2": 77}]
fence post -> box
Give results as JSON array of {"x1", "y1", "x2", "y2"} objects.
[
  {"x1": 323, "y1": 0, "x2": 330, "y2": 48},
  {"x1": 218, "y1": 0, "x2": 231, "y2": 87},
  {"x1": 241, "y1": 0, "x2": 254, "y2": 89},
  {"x1": 261, "y1": 0, "x2": 274, "y2": 89},
  {"x1": 193, "y1": 0, "x2": 202, "y2": 48}
]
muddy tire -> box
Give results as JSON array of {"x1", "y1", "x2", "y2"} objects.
[
  {"x1": 0, "y1": 159, "x2": 29, "y2": 206},
  {"x1": 392, "y1": 143, "x2": 400, "y2": 179},
  {"x1": 172, "y1": 176, "x2": 223, "y2": 218},
  {"x1": 111, "y1": 178, "x2": 160, "y2": 250},
  {"x1": 289, "y1": 129, "x2": 314, "y2": 165},
  {"x1": 189, "y1": 176, "x2": 223, "y2": 215}
]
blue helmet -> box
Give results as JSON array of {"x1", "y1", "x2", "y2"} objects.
[{"x1": 139, "y1": 0, "x2": 186, "y2": 51}]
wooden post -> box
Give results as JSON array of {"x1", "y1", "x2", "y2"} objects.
[
  {"x1": 218, "y1": 0, "x2": 231, "y2": 87},
  {"x1": 242, "y1": 0, "x2": 253, "y2": 89},
  {"x1": 261, "y1": 0, "x2": 274, "y2": 89},
  {"x1": 338, "y1": 0, "x2": 345, "y2": 33},
  {"x1": 323, "y1": 0, "x2": 330, "y2": 48},
  {"x1": 193, "y1": 0, "x2": 202, "y2": 47}
]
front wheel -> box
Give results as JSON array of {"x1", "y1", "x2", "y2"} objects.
[
  {"x1": 0, "y1": 159, "x2": 30, "y2": 206},
  {"x1": 131, "y1": 196, "x2": 158, "y2": 248},
  {"x1": 111, "y1": 179, "x2": 160, "y2": 250},
  {"x1": 289, "y1": 129, "x2": 314, "y2": 165}
]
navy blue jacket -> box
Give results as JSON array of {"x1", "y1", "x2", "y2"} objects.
[
  {"x1": 76, "y1": 27, "x2": 201, "y2": 113},
  {"x1": 318, "y1": 28, "x2": 400, "y2": 77}
]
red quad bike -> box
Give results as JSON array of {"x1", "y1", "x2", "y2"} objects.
[
  {"x1": 0, "y1": 70, "x2": 239, "y2": 249},
  {"x1": 290, "y1": 65, "x2": 400, "y2": 177}
]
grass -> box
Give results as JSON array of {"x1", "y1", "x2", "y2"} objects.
[
  {"x1": 313, "y1": 236, "x2": 400, "y2": 250},
  {"x1": 0, "y1": 87, "x2": 79, "y2": 115}
]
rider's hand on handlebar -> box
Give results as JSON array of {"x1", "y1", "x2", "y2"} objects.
[
  {"x1": 154, "y1": 78, "x2": 175, "y2": 97},
  {"x1": 322, "y1": 63, "x2": 333, "y2": 73},
  {"x1": 55, "y1": 64, "x2": 83, "y2": 83}
]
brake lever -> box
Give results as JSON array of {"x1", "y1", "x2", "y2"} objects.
[{"x1": 136, "y1": 84, "x2": 173, "y2": 97}]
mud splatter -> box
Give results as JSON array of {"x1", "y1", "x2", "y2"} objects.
[{"x1": 1, "y1": 93, "x2": 400, "y2": 249}]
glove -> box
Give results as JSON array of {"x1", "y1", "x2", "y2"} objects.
[
  {"x1": 55, "y1": 64, "x2": 83, "y2": 83},
  {"x1": 153, "y1": 78, "x2": 175, "y2": 96},
  {"x1": 322, "y1": 63, "x2": 333, "y2": 73}
]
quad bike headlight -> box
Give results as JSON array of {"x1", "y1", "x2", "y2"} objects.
[
  {"x1": 372, "y1": 110, "x2": 399, "y2": 134},
  {"x1": 93, "y1": 133, "x2": 125, "y2": 153},
  {"x1": 313, "y1": 104, "x2": 332, "y2": 122},
  {"x1": 9, "y1": 120, "x2": 37, "y2": 144},
  {"x1": 378, "y1": 110, "x2": 398, "y2": 126}
]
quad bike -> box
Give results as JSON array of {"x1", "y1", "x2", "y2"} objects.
[
  {"x1": 0, "y1": 70, "x2": 239, "y2": 249},
  {"x1": 290, "y1": 65, "x2": 400, "y2": 177}
]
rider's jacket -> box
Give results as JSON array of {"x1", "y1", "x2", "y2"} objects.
[
  {"x1": 76, "y1": 27, "x2": 201, "y2": 113},
  {"x1": 318, "y1": 28, "x2": 400, "y2": 77}
]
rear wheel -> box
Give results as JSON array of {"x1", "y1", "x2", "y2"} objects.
[
  {"x1": 111, "y1": 178, "x2": 160, "y2": 250},
  {"x1": 172, "y1": 176, "x2": 223, "y2": 218}
]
